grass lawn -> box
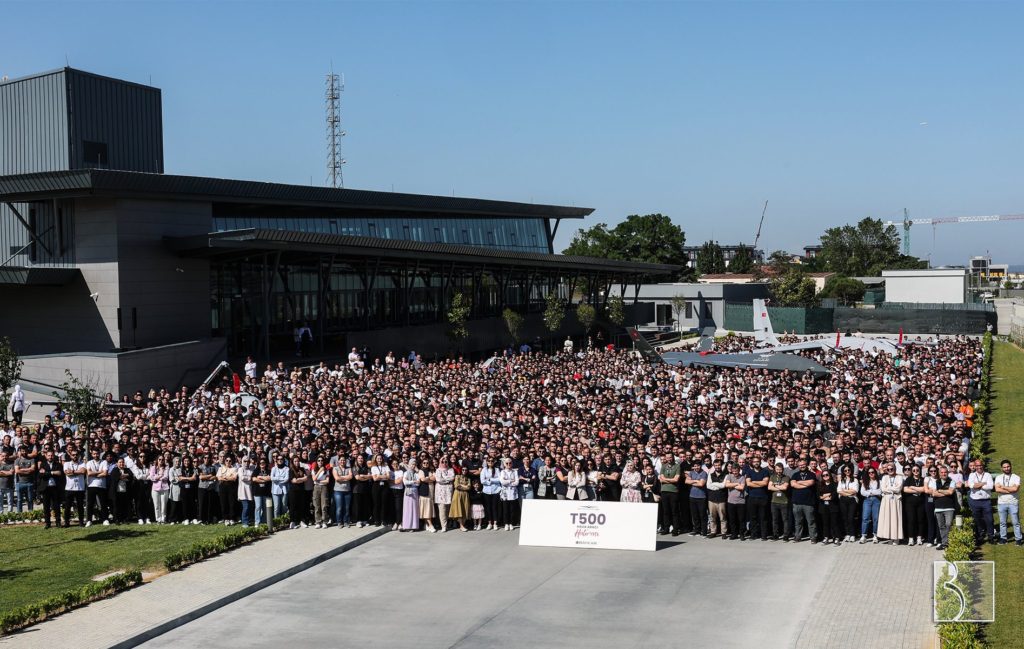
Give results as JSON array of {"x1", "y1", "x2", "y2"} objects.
[
  {"x1": 981, "y1": 341, "x2": 1024, "y2": 646},
  {"x1": 0, "y1": 523, "x2": 228, "y2": 613}
]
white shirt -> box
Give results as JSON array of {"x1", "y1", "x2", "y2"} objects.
[
  {"x1": 995, "y1": 473, "x2": 1020, "y2": 505},
  {"x1": 86, "y1": 459, "x2": 108, "y2": 488},
  {"x1": 64, "y1": 461, "x2": 86, "y2": 491},
  {"x1": 244, "y1": 361, "x2": 257, "y2": 378},
  {"x1": 966, "y1": 471, "x2": 994, "y2": 500}
]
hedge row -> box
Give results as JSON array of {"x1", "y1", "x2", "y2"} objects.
[
  {"x1": 0, "y1": 570, "x2": 142, "y2": 635},
  {"x1": 0, "y1": 510, "x2": 43, "y2": 525},
  {"x1": 164, "y1": 525, "x2": 268, "y2": 571},
  {"x1": 936, "y1": 332, "x2": 993, "y2": 648}
]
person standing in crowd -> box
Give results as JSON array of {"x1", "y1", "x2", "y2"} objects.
[
  {"x1": 743, "y1": 456, "x2": 770, "y2": 542},
  {"x1": 418, "y1": 456, "x2": 437, "y2": 533},
  {"x1": 311, "y1": 455, "x2": 331, "y2": 529},
  {"x1": 108, "y1": 457, "x2": 134, "y2": 524},
  {"x1": 878, "y1": 463, "x2": 904, "y2": 544},
  {"x1": 537, "y1": 456, "x2": 556, "y2": 500},
  {"x1": 567, "y1": 460, "x2": 588, "y2": 501},
  {"x1": 0, "y1": 450, "x2": 14, "y2": 514},
  {"x1": 369, "y1": 454, "x2": 390, "y2": 527},
  {"x1": 271, "y1": 454, "x2": 291, "y2": 521},
  {"x1": 966, "y1": 459, "x2": 995, "y2": 545},
  {"x1": 481, "y1": 457, "x2": 502, "y2": 529},
  {"x1": 837, "y1": 465, "x2": 859, "y2": 543},
  {"x1": 132, "y1": 452, "x2": 153, "y2": 524},
  {"x1": 518, "y1": 458, "x2": 535, "y2": 504},
  {"x1": 860, "y1": 467, "x2": 883, "y2": 543},
  {"x1": 923, "y1": 466, "x2": 941, "y2": 546},
  {"x1": 288, "y1": 457, "x2": 308, "y2": 529},
  {"x1": 994, "y1": 459, "x2": 1021, "y2": 545},
  {"x1": 332, "y1": 454, "x2": 353, "y2": 528},
  {"x1": 197, "y1": 453, "x2": 217, "y2": 524},
  {"x1": 14, "y1": 446, "x2": 36, "y2": 513},
  {"x1": 36, "y1": 448, "x2": 64, "y2": 528},
  {"x1": 450, "y1": 468, "x2": 471, "y2": 531},
  {"x1": 659, "y1": 452, "x2": 682, "y2": 536},
  {"x1": 82, "y1": 446, "x2": 107, "y2": 524},
  {"x1": 685, "y1": 461, "x2": 708, "y2": 536},
  {"x1": 388, "y1": 456, "x2": 405, "y2": 530},
  {"x1": 252, "y1": 457, "x2": 272, "y2": 527},
  {"x1": 929, "y1": 465, "x2": 957, "y2": 550},
  {"x1": 63, "y1": 447, "x2": 86, "y2": 526},
  {"x1": 768, "y1": 462, "x2": 791, "y2": 541},
  {"x1": 817, "y1": 468, "x2": 841, "y2": 544},
  {"x1": 706, "y1": 458, "x2": 728, "y2": 539},
  {"x1": 401, "y1": 458, "x2": 421, "y2": 532},
  {"x1": 902, "y1": 464, "x2": 927, "y2": 546},
  {"x1": 499, "y1": 457, "x2": 520, "y2": 531},
  {"x1": 724, "y1": 462, "x2": 747, "y2": 541},
  {"x1": 469, "y1": 480, "x2": 486, "y2": 530},
  {"x1": 238, "y1": 455, "x2": 256, "y2": 528},
  {"x1": 434, "y1": 456, "x2": 455, "y2": 532},
  {"x1": 790, "y1": 459, "x2": 818, "y2": 543},
  {"x1": 167, "y1": 456, "x2": 184, "y2": 524},
  {"x1": 149, "y1": 455, "x2": 169, "y2": 524},
  {"x1": 218, "y1": 454, "x2": 239, "y2": 526},
  {"x1": 620, "y1": 460, "x2": 642, "y2": 503}
]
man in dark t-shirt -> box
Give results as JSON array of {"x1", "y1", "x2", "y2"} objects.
[
  {"x1": 743, "y1": 457, "x2": 771, "y2": 541},
  {"x1": 790, "y1": 459, "x2": 818, "y2": 542}
]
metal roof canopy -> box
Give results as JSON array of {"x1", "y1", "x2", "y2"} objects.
[
  {"x1": 165, "y1": 228, "x2": 680, "y2": 275},
  {"x1": 0, "y1": 169, "x2": 592, "y2": 220}
]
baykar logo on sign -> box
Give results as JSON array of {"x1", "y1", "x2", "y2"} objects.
[{"x1": 933, "y1": 561, "x2": 995, "y2": 623}]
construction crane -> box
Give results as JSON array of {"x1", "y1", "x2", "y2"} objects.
[
  {"x1": 752, "y1": 200, "x2": 768, "y2": 250},
  {"x1": 883, "y1": 210, "x2": 1024, "y2": 256}
]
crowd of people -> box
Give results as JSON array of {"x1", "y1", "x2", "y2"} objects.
[{"x1": 1, "y1": 333, "x2": 1020, "y2": 550}]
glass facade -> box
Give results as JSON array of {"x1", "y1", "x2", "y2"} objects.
[{"x1": 212, "y1": 215, "x2": 550, "y2": 253}]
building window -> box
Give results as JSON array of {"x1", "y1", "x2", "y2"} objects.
[
  {"x1": 433, "y1": 227, "x2": 442, "y2": 243},
  {"x1": 685, "y1": 301, "x2": 693, "y2": 319},
  {"x1": 486, "y1": 231, "x2": 496, "y2": 245},
  {"x1": 82, "y1": 140, "x2": 109, "y2": 168},
  {"x1": 656, "y1": 304, "x2": 672, "y2": 326},
  {"x1": 403, "y1": 225, "x2": 411, "y2": 240},
  {"x1": 329, "y1": 219, "x2": 339, "y2": 234},
  {"x1": 462, "y1": 229, "x2": 470, "y2": 244},
  {"x1": 368, "y1": 223, "x2": 378, "y2": 238}
]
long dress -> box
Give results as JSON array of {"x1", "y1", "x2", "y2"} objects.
[
  {"x1": 402, "y1": 470, "x2": 420, "y2": 530},
  {"x1": 878, "y1": 474, "x2": 904, "y2": 540},
  {"x1": 450, "y1": 474, "x2": 470, "y2": 520},
  {"x1": 620, "y1": 469, "x2": 642, "y2": 503}
]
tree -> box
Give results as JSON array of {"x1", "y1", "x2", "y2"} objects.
[
  {"x1": 543, "y1": 290, "x2": 565, "y2": 334},
  {"x1": 53, "y1": 370, "x2": 103, "y2": 434},
  {"x1": 0, "y1": 336, "x2": 23, "y2": 424},
  {"x1": 670, "y1": 295, "x2": 688, "y2": 331},
  {"x1": 564, "y1": 214, "x2": 690, "y2": 279},
  {"x1": 819, "y1": 275, "x2": 867, "y2": 305},
  {"x1": 446, "y1": 292, "x2": 471, "y2": 348},
  {"x1": 767, "y1": 250, "x2": 794, "y2": 275},
  {"x1": 502, "y1": 308, "x2": 524, "y2": 345},
  {"x1": 607, "y1": 295, "x2": 625, "y2": 327},
  {"x1": 695, "y1": 241, "x2": 726, "y2": 275},
  {"x1": 816, "y1": 217, "x2": 925, "y2": 277},
  {"x1": 729, "y1": 244, "x2": 755, "y2": 274},
  {"x1": 770, "y1": 268, "x2": 817, "y2": 307},
  {"x1": 576, "y1": 303, "x2": 596, "y2": 337}
]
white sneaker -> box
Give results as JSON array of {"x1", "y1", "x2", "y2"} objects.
[
  {"x1": 430, "y1": 527, "x2": 437, "y2": 533},
  {"x1": 138, "y1": 518, "x2": 144, "y2": 525},
  {"x1": 192, "y1": 519, "x2": 200, "y2": 525},
  {"x1": 506, "y1": 524, "x2": 512, "y2": 531},
  {"x1": 917, "y1": 537, "x2": 924, "y2": 546},
  {"x1": 85, "y1": 521, "x2": 92, "y2": 528},
  {"x1": 300, "y1": 522, "x2": 308, "y2": 529},
  {"x1": 146, "y1": 519, "x2": 152, "y2": 524},
  {"x1": 924, "y1": 541, "x2": 933, "y2": 547},
  {"x1": 873, "y1": 538, "x2": 879, "y2": 544},
  {"x1": 183, "y1": 520, "x2": 190, "y2": 525},
  {"x1": 392, "y1": 523, "x2": 398, "y2": 530},
  {"x1": 859, "y1": 536, "x2": 866, "y2": 544},
  {"x1": 103, "y1": 520, "x2": 110, "y2": 526}
]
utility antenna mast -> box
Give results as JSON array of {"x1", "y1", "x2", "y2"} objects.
[{"x1": 325, "y1": 70, "x2": 346, "y2": 188}]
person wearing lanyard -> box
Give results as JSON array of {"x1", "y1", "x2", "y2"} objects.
[
  {"x1": 966, "y1": 459, "x2": 996, "y2": 545},
  {"x1": 993, "y1": 459, "x2": 1022, "y2": 545}
]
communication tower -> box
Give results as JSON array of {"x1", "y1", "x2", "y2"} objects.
[{"x1": 325, "y1": 71, "x2": 346, "y2": 188}]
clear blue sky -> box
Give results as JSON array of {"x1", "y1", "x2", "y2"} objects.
[{"x1": 4, "y1": 1, "x2": 1023, "y2": 266}]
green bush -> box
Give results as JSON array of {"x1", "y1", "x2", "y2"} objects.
[
  {"x1": 163, "y1": 526, "x2": 267, "y2": 571},
  {"x1": 0, "y1": 569, "x2": 142, "y2": 634},
  {"x1": 0, "y1": 510, "x2": 44, "y2": 525}
]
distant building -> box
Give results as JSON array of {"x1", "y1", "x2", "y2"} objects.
[
  {"x1": 697, "y1": 271, "x2": 834, "y2": 293},
  {"x1": 682, "y1": 244, "x2": 764, "y2": 270},
  {"x1": 970, "y1": 255, "x2": 1008, "y2": 284},
  {"x1": 804, "y1": 245, "x2": 823, "y2": 260},
  {"x1": 634, "y1": 283, "x2": 769, "y2": 332}
]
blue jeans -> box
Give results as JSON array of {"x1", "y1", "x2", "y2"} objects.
[
  {"x1": 0, "y1": 487, "x2": 14, "y2": 513},
  {"x1": 272, "y1": 493, "x2": 288, "y2": 518},
  {"x1": 254, "y1": 496, "x2": 268, "y2": 526},
  {"x1": 861, "y1": 496, "x2": 880, "y2": 536},
  {"x1": 998, "y1": 502, "x2": 1021, "y2": 541},
  {"x1": 519, "y1": 485, "x2": 534, "y2": 500},
  {"x1": 16, "y1": 483, "x2": 34, "y2": 512},
  {"x1": 333, "y1": 491, "x2": 351, "y2": 525},
  {"x1": 239, "y1": 498, "x2": 253, "y2": 526}
]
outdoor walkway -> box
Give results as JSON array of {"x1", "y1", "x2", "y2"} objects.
[{"x1": 0, "y1": 525, "x2": 386, "y2": 649}]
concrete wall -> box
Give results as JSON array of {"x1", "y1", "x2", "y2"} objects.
[
  {"x1": 882, "y1": 270, "x2": 967, "y2": 304},
  {"x1": 19, "y1": 338, "x2": 226, "y2": 398}
]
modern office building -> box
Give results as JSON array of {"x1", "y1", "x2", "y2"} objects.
[
  {"x1": 681, "y1": 243, "x2": 764, "y2": 270},
  {"x1": 0, "y1": 68, "x2": 676, "y2": 396}
]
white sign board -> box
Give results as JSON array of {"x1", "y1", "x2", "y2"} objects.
[{"x1": 518, "y1": 499, "x2": 658, "y2": 552}]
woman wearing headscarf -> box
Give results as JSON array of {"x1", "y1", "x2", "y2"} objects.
[
  {"x1": 878, "y1": 462, "x2": 905, "y2": 544},
  {"x1": 10, "y1": 385, "x2": 25, "y2": 425},
  {"x1": 449, "y1": 468, "x2": 471, "y2": 531},
  {"x1": 401, "y1": 458, "x2": 421, "y2": 531},
  {"x1": 499, "y1": 458, "x2": 520, "y2": 531},
  {"x1": 434, "y1": 456, "x2": 455, "y2": 532},
  {"x1": 620, "y1": 460, "x2": 642, "y2": 503}
]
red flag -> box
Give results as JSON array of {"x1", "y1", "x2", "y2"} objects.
[
  {"x1": 835, "y1": 330, "x2": 841, "y2": 348},
  {"x1": 232, "y1": 373, "x2": 241, "y2": 393},
  {"x1": 898, "y1": 327, "x2": 904, "y2": 345}
]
